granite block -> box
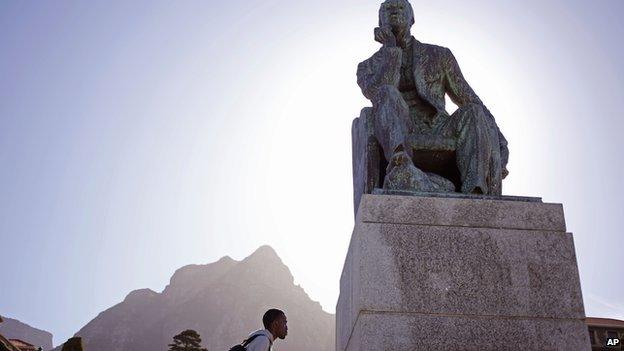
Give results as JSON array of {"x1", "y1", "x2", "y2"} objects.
[
  {"x1": 337, "y1": 195, "x2": 588, "y2": 351},
  {"x1": 350, "y1": 223, "x2": 584, "y2": 318},
  {"x1": 357, "y1": 194, "x2": 566, "y2": 231},
  {"x1": 346, "y1": 311, "x2": 590, "y2": 351}
]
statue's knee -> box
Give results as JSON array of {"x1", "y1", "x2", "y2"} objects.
[
  {"x1": 454, "y1": 103, "x2": 486, "y2": 124},
  {"x1": 457, "y1": 103, "x2": 484, "y2": 115}
]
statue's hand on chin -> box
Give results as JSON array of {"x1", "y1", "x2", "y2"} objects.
[{"x1": 374, "y1": 26, "x2": 397, "y2": 47}]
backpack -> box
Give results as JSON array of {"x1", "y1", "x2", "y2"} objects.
[{"x1": 228, "y1": 334, "x2": 270, "y2": 351}]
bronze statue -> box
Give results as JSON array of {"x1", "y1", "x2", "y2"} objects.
[{"x1": 352, "y1": 0, "x2": 509, "y2": 211}]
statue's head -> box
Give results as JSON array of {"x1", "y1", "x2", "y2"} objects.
[{"x1": 379, "y1": 0, "x2": 414, "y2": 31}]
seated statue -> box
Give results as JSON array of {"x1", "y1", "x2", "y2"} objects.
[{"x1": 352, "y1": 0, "x2": 509, "y2": 211}]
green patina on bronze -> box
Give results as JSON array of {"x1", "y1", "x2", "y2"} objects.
[{"x1": 352, "y1": 0, "x2": 509, "y2": 213}]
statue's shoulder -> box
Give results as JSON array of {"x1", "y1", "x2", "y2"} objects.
[
  {"x1": 416, "y1": 40, "x2": 453, "y2": 56},
  {"x1": 414, "y1": 40, "x2": 457, "y2": 67}
]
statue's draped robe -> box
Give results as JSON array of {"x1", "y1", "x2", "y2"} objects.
[{"x1": 357, "y1": 36, "x2": 509, "y2": 195}]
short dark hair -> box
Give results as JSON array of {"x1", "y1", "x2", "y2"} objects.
[{"x1": 262, "y1": 309, "x2": 284, "y2": 329}]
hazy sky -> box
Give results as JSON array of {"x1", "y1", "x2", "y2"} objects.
[{"x1": 1, "y1": 0, "x2": 623, "y2": 346}]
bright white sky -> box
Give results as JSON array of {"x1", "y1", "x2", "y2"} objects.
[{"x1": 1, "y1": 0, "x2": 623, "y2": 345}]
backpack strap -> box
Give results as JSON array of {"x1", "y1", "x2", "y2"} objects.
[{"x1": 242, "y1": 334, "x2": 271, "y2": 349}]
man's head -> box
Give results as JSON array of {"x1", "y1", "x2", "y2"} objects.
[
  {"x1": 379, "y1": 0, "x2": 414, "y2": 31},
  {"x1": 263, "y1": 308, "x2": 288, "y2": 340}
]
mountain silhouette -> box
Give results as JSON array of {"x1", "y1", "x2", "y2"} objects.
[
  {"x1": 54, "y1": 246, "x2": 334, "y2": 351},
  {"x1": 0, "y1": 316, "x2": 54, "y2": 351}
]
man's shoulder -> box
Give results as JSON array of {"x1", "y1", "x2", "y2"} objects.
[
  {"x1": 248, "y1": 335, "x2": 271, "y2": 344},
  {"x1": 246, "y1": 330, "x2": 272, "y2": 348},
  {"x1": 246, "y1": 334, "x2": 271, "y2": 350}
]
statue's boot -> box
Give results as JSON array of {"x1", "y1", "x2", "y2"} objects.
[{"x1": 383, "y1": 151, "x2": 454, "y2": 192}]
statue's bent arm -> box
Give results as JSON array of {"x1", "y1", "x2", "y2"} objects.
[
  {"x1": 444, "y1": 49, "x2": 510, "y2": 173},
  {"x1": 444, "y1": 49, "x2": 483, "y2": 107},
  {"x1": 357, "y1": 47, "x2": 403, "y2": 101}
]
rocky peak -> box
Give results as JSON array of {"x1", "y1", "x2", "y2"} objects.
[
  {"x1": 123, "y1": 288, "x2": 159, "y2": 303},
  {"x1": 49, "y1": 246, "x2": 334, "y2": 351},
  {"x1": 0, "y1": 316, "x2": 54, "y2": 351},
  {"x1": 162, "y1": 255, "x2": 238, "y2": 301},
  {"x1": 235, "y1": 245, "x2": 294, "y2": 287}
]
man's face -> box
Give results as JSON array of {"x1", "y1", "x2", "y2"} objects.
[
  {"x1": 380, "y1": 0, "x2": 412, "y2": 30},
  {"x1": 273, "y1": 314, "x2": 288, "y2": 339}
]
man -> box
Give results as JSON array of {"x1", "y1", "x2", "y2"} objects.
[
  {"x1": 357, "y1": 0, "x2": 509, "y2": 195},
  {"x1": 244, "y1": 309, "x2": 288, "y2": 351}
]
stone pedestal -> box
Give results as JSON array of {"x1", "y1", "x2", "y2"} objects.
[{"x1": 337, "y1": 194, "x2": 590, "y2": 351}]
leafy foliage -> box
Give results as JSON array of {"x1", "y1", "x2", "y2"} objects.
[{"x1": 168, "y1": 330, "x2": 208, "y2": 351}]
